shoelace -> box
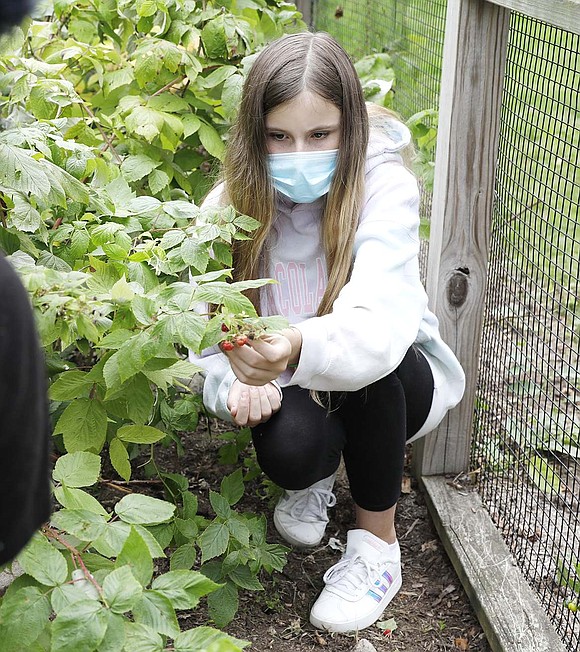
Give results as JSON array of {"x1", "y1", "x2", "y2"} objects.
[
  {"x1": 286, "y1": 487, "x2": 337, "y2": 523},
  {"x1": 322, "y1": 554, "x2": 377, "y2": 592}
]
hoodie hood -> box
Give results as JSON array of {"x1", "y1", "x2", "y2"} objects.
[{"x1": 366, "y1": 112, "x2": 412, "y2": 172}]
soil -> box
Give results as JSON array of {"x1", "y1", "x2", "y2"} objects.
[{"x1": 114, "y1": 416, "x2": 492, "y2": 652}]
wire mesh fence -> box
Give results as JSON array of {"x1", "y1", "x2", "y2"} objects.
[
  {"x1": 312, "y1": 0, "x2": 446, "y2": 275},
  {"x1": 309, "y1": 1, "x2": 580, "y2": 648},
  {"x1": 473, "y1": 13, "x2": 580, "y2": 648}
]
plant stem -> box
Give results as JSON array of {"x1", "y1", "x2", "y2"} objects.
[
  {"x1": 81, "y1": 102, "x2": 123, "y2": 165},
  {"x1": 151, "y1": 76, "x2": 186, "y2": 97}
]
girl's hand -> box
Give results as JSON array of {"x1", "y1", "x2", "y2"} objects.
[
  {"x1": 227, "y1": 380, "x2": 281, "y2": 427},
  {"x1": 222, "y1": 328, "x2": 302, "y2": 386}
]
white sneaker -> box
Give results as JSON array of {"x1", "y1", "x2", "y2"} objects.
[
  {"x1": 273, "y1": 473, "x2": 337, "y2": 548},
  {"x1": 309, "y1": 529, "x2": 402, "y2": 633}
]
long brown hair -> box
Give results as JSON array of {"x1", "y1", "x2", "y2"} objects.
[{"x1": 222, "y1": 31, "x2": 369, "y2": 316}]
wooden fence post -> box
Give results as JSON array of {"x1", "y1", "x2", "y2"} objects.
[
  {"x1": 413, "y1": 0, "x2": 511, "y2": 476},
  {"x1": 294, "y1": 0, "x2": 312, "y2": 26}
]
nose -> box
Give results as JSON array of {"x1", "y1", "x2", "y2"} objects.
[{"x1": 292, "y1": 138, "x2": 308, "y2": 152}]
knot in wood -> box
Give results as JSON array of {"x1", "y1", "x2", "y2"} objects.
[{"x1": 447, "y1": 269, "x2": 469, "y2": 307}]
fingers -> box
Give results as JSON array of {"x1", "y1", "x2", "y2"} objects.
[
  {"x1": 224, "y1": 336, "x2": 292, "y2": 385},
  {"x1": 227, "y1": 381, "x2": 281, "y2": 427}
]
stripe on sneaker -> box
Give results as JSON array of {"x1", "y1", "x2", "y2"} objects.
[
  {"x1": 367, "y1": 588, "x2": 383, "y2": 602},
  {"x1": 367, "y1": 569, "x2": 394, "y2": 602}
]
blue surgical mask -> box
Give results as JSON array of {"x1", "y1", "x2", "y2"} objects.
[{"x1": 268, "y1": 149, "x2": 338, "y2": 204}]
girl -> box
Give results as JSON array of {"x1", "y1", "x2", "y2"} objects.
[{"x1": 193, "y1": 31, "x2": 465, "y2": 633}]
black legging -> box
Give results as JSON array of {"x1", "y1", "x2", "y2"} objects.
[{"x1": 251, "y1": 346, "x2": 434, "y2": 511}]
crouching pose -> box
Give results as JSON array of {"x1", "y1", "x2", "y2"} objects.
[{"x1": 192, "y1": 31, "x2": 465, "y2": 633}]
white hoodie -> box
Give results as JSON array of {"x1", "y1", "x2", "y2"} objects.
[{"x1": 191, "y1": 116, "x2": 465, "y2": 441}]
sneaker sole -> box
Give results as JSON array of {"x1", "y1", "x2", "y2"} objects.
[
  {"x1": 273, "y1": 511, "x2": 324, "y2": 549},
  {"x1": 309, "y1": 573, "x2": 402, "y2": 633}
]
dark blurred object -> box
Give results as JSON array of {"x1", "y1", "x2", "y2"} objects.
[
  {"x1": 0, "y1": 0, "x2": 34, "y2": 34},
  {"x1": 0, "y1": 255, "x2": 51, "y2": 565},
  {"x1": 0, "y1": 0, "x2": 51, "y2": 566}
]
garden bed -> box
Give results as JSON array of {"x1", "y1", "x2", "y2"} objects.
[{"x1": 98, "y1": 419, "x2": 491, "y2": 652}]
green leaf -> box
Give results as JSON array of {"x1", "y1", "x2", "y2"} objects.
[
  {"x1": 53, "y1": 451, "x2": 101, "y2": 488},
  {"x1": 206, "y1": 581, "x2": 238, "y2": 629},
  {"x1": 220, "y1": 469, "x2": 244, "y2": 506},
  {"x1": 111, "y1": 276, "x2": 135, "y2": 303},
  {"x1": 0, "y1": 586, "x2": 51, "y2": 651},
  {"x1": 102, "y1": 566, "x2": 143, "y2": 614},
  {"x1": 51, "y1": 599, "x2": 108, "y2": 652},
  {"x1": 132, "y1": 590, "x2": 180, "y2": 638},
  {"x1": 180, "y1": 237, "x2": 210, "y2": 272},
  {"x1": 125, "y1": 106, "x2": 164, "y2": 141},
  {"x1": 151, "y1": 570, "x2": 220, "y2": 609},
  {"x1": 51, "y1": 509, "x2": 109, "y2": 542},
  {"x1": 221, "y1": 73, "x2": 244, "y2": 122},
  {"x1": 49, "y1": 370, "x2": 93, "y2": 402},
  {"x1": 18, "y1": 534, "x2": 68, "y2": 587},
  {"x1": 0, "y1": 225, "x2": 21, "y2": 255},
  {"x1": 93, "y1": 521, "x2": 131, "y2": 558},
  {"x1": 53, "y1": 397, "x2": 107, "y2": 453},
  {"x1": 99, "y1": 611, "x2": 127, "y2": 652},
  {"x1": 257, "y1": 543, "x2": 288, "y2": 573},
  {"x1": 201, "y1": 18, "x2": 228, "y2": 59},
  {"x1": 115, "y1": 494, "x2": 176, "y2": 525},
  {"x1": 148, "y1": 168, "x2": 171, "y2": 195},
  {"x1": 50, "y1": 584, "x2": 92, "y2": 615},
  {"x1": 198, "y1": 522, "x2": 229, "y2": 564},
  {"x1": 117, "y1": 424, "x2": 167, "y2": 444},
  {"x1": 198, "y1": 122, "x2": 225, "y2": 160},
  {"x1": 9, "y1": 195, "x2": 43, "y2": 232},
  {"x1": 228, "y1": 565, "x2": 263, "y2": 592},
  {"x1": 103, "y1": 331, "x2": 164, "y2": 388},
  {"x1": 142, "y1": 359, "x2": 202, "y2": 391},
  {"x1": 182, "y1": 114, "x2": 201, "y2": 138},
  {"x1": 53, "y1": 485, "x2": 109, "y2": 517},
  {"x1": 109, "y1": 437, "x2": 131, "y2": 481},
  {"x1": 133, "y1": 524, "x2": 167, "y2": 559},
  {"x1": 105, "y1": 372, "x2": 154, "y2": 425},
  {"x1": 124, "y1": 623, "x2": 164, "y2": 652},
  {"x1": 174, "y1": 626, "x2": 250, "y2": 652},
  {"x1": 157, "y1": 311, "x2": 206, "y2": 350},
  {"x1": 147, "y1": 522, "x2": 175, "y2": 550},
  {"x1": 115, "y1": 527, "x2": 153, "y2": 588},
  {"x1": 121, "y1": 154, "x2": 161, "y2": 182},
  {"x1": 209, "y1": 491, "x2": 231, "y2": 521},
  {"x1": 169, "y1": 543, "x2": 197, "y2": 571},
  {"x1": 226, "y1": 517, "x2": 250, "y2": 548},
  {"x1": 0, "y1": 144, "x2": 51, "y2": 198}
]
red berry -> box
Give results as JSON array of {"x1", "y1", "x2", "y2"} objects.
[
  {"x1": 221, "y1": 340, "x2": 234, "y2": 351},
  {"x1": 235, "y1": 335, "x2": 248, "y2": 347},
  {"x1": 221, "y1": 323, "x2": 229, "y2": 332}
]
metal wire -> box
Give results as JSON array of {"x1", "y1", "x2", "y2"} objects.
[
  {"x1": 313, "y1": 0, "x2": 445, "y2": 119},
  {"x1": 312, "y1": 4, "x2": 580, "y2": 647},
  {"x1": 312, "y1": 0, "x2": 447, "y2": 276},
  {"x1": 474, "y1": 14, "x2": 580, "y2": 649}
]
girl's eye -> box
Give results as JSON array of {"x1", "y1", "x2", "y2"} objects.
[
  {"x1": 312, "y1": 132, "x2": 328, "y2": 140},
  {"x1": 268, "y1": 133, "x2": 286, "y2": 141}
]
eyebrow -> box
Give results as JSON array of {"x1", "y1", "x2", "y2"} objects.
[{"x1": 266, "y1": 124, "x2": 340, "y2": 132}]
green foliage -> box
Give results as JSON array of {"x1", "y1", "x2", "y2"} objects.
[
  {"x1": 0, "y1": 0, "x2": 303, "y2": 646},
  {"x1": 354, "y1": 53, "x2": 395, "y2": 108},
  {"x1": 406, "y1": 108, "x2": 438, "y2": 194}
]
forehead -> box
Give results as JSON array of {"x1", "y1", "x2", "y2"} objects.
[{"x1": 265, "y1": 91, "x2": 341, "y2": 128}]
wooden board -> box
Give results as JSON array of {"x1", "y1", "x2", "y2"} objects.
[
  {"x1": 415, "y1": 0, "x2": 510, "y2": 475},
  {"x1": 421, "y1": 476, "x2": 568, "y2": 652},
  {"x1": 487, "y1": 0, "x2": 580, "y2": 34}
]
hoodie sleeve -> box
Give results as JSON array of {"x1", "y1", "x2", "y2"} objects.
[{"x1": 287, "y1": 161, "x2": 427, "y2": 392}]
